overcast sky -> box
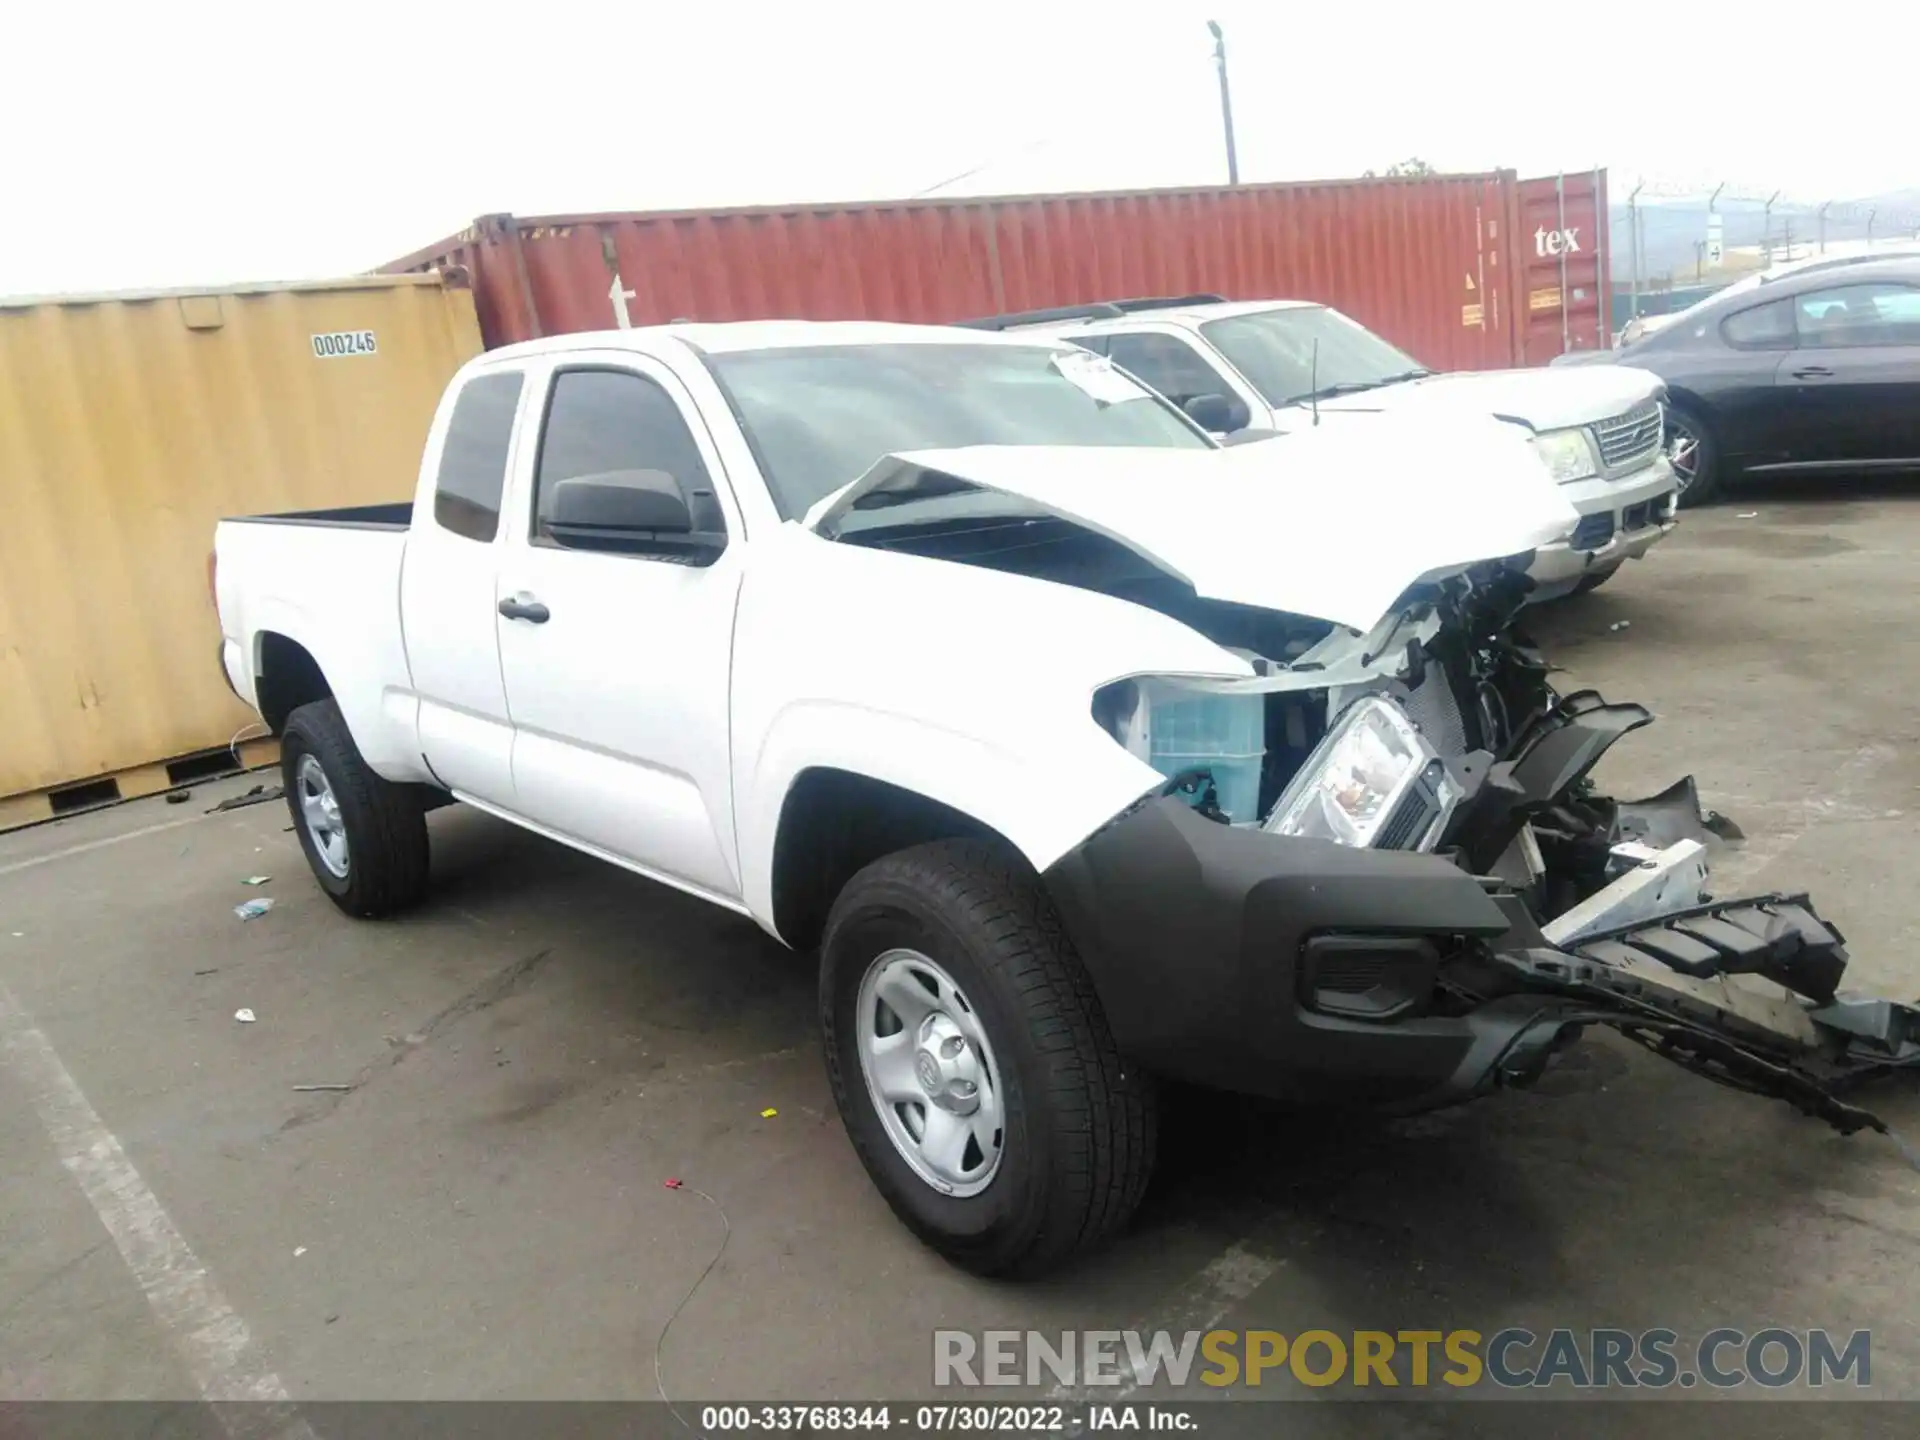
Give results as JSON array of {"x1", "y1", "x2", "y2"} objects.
[{"x1": 3, "y1": 0, "x2": 1907, "y2": 296}]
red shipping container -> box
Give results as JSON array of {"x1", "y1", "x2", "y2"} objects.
[
  {"x1": 1511, "y1": 170, "x2": 1612, "y2": 363},
  {"x1": 383, "y1": 171, "x2": 1610, "y2": 369}
]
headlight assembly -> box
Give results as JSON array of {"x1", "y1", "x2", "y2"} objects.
[
  {"x1": 1532, "y1": 427, "x2": 1599, "y2": 484},
  {"x1": 1262, "y1": 695, "x2": 1460, "y2": 850},
  {"x1": 1093, "y1": 676, "x2": 1266, "y2": 826}
]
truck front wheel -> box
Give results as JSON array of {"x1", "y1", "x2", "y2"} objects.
[
  {"x1": 281, "y1": 698, "x2": 430, "y2": 918},
  {"x1": 820, "y1": 839, "x2": 1158, "y2": 1276}
]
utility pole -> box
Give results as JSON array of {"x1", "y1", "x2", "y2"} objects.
[
  {"x1": 1705, "y1": 181, "x2": 1725, "y2": 280},
  {"x1": 1818, "y1": 200, "x2": 1831, "y2": 254},
  {"x1": 1637, "y1": 205, "x2": 1647, "y2": 308},
  {"x1": 1763, "y1": 190, "x2": 1780, "y2": 265},
  {"x1": 1628, "y1": 182, "x2": 1644, "y2": 319},
  {"x1": 1635, "y1": 205, "x2": 1651, "y2": 305},
  {"x1": 1207, "y1": 20, "x2": 1240, "y2": 185}
]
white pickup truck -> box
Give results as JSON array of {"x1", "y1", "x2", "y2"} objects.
[{"x1": 213, "y1": 321, "x2": 1920, "y2": 1277}]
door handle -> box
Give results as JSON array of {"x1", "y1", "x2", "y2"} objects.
[
  {"x1": 1791, "y1": 365, "x2": 1834, "y2": 379},
  {"x1": 497, "y1": 595, "x2": 550, "y2": 624}
]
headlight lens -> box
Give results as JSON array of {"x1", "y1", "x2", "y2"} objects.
[
  {"x1": 1533, "y1": 427, "x2": 1599, "y2": 483},
  {"x1": 1263, "y1": 695, "x2": 1459, "y2": 850}
]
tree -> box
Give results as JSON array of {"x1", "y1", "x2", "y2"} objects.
[{"x1": 1364, "y1": 158, "x2": 1438, "y2": 178}]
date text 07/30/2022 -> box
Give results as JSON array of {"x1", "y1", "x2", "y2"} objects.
[{"x1": 698, "y1": 1406, "x2": 1188, "y2": 1432}]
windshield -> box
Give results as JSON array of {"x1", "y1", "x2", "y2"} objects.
[
  {"x1": 1198, "y1": 306, "x2": 1427, "y2": 407},
  {"x1": 704, "y1": 343, "x2": 1211, "y2": 520}
]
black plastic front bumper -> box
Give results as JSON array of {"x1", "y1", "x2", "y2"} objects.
[
  {"x1": 1043, "y1": 796, "x2": 1560, "y2": 1107},
  {"x1": 1042, "y1": 796, "x2": 1917, "y2": 1119}
]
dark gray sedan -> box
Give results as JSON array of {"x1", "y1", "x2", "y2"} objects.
[{"x1": 1555, "y1": 255, "x2": 1920, "y2": 505}]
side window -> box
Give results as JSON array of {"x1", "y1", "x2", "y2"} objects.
[
  {"x1": 532, "y1": 369, "x2": 725, "y2": 544},
  {"x1": 1793, "y1": 282, "x2": 1920, "y2": 348},
  {"x1": 1065, "y1": 332, "x2": 1109, "y2": 356},
  {"x1": 1719, "y1": 299, "x2": 1795, "y2": 351},
  {"x1": 432, "y1": 371, "x2": 524, "y2": 542},
  {"x1": 1103, "y1": 332, "x2": 1233, "y2": 408}
]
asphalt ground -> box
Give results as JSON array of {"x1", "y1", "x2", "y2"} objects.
[{"x1": 3, "y1": 480, "x2": 1918, "y2": 1434}]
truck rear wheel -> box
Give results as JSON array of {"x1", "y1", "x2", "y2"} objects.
[
  {"x1": 281, "y1": 698, "x2": 430, "y2": 918},
  {"x1": 820, "y1": 838, "x2": 1157, "y2": 1277}
]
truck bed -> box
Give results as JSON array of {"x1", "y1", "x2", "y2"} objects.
[
  {"x1": 212, "y1": 510, "x2": 420, "y2": 773},
  {"x1": 223, "y1": 501, "x2": 413, "y2": 530}
]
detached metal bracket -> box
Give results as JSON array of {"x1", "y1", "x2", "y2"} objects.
[{"x1": 1541, "y1": 839, "x2": 1709, "y2": 947}]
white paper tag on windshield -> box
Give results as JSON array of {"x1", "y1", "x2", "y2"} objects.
[{"x1": 1051, "y1": 349, "x2": 1150, "y2": 406}]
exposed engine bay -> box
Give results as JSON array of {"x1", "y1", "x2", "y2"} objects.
[
  {"x1": 848, "y1": 504, "x2": 1920, "y2": 1153},
  {"x1": 1145, "y1": 565, "x2": 1920, "y2": 1145},
  {"x1": 1098, "y1": 560, "x2": 1735, "y2": 921}
]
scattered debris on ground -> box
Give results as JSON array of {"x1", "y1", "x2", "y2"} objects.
[{"x1": 207, "y1": 784, "x2": 283, "y2": 814}]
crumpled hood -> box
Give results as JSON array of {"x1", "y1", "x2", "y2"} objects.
[
  {"x1": 1310, "y1": 363, "x2": 1663, "y2": 430},
  {"x1": 805, "y1": 412, "x2": 1580, "y2": 632}
]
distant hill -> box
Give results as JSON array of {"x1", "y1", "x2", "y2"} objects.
[{"x1": 1858, "y1": 187, "x2": 1920, "y2": 213}]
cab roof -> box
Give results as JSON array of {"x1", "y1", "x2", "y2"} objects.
[{"x1": 482, "y1": 319, "x2": 1083, "y2": 363}]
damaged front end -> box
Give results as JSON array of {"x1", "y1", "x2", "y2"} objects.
[{"x1": 1046, "y1": 568, "x2": 1920, "y2": 1147}]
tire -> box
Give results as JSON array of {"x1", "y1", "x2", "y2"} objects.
[
  {"x1": 1665, "y1": 403, "x2": 1723, "y2": 507},
  {"x1": 281, "y1": 698, "x2": 430, "y2": 918},
  {"x1": 820, "y1": 838, "x2": 1158, "y2": 1277},
  {"x1": 1574, "y1": 562, "x2": 1621, "y2": 594}
]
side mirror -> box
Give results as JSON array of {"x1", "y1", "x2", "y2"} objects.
[
  {"x1": 1183, "y1": 392, "x2": 1252, "y2": 435},
  {"x1": 545, "y1": 470, "x2": 725, "y2": 559}
]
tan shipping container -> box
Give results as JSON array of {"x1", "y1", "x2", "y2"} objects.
[{"x1": 0, "y1": 271, "x2": 482, "y2": 811}]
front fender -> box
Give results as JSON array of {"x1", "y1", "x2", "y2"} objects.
[
  {"x1": 736, "y1": 698, "x2": 1160, "y2": 927},
  {"x1": 728, "y1": 529, "x2": 1264, "y2": 928}
]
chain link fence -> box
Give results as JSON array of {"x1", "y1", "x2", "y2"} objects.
[{"x1": 1609, "y1": 180, "x2": 1920, "y2": 326}]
